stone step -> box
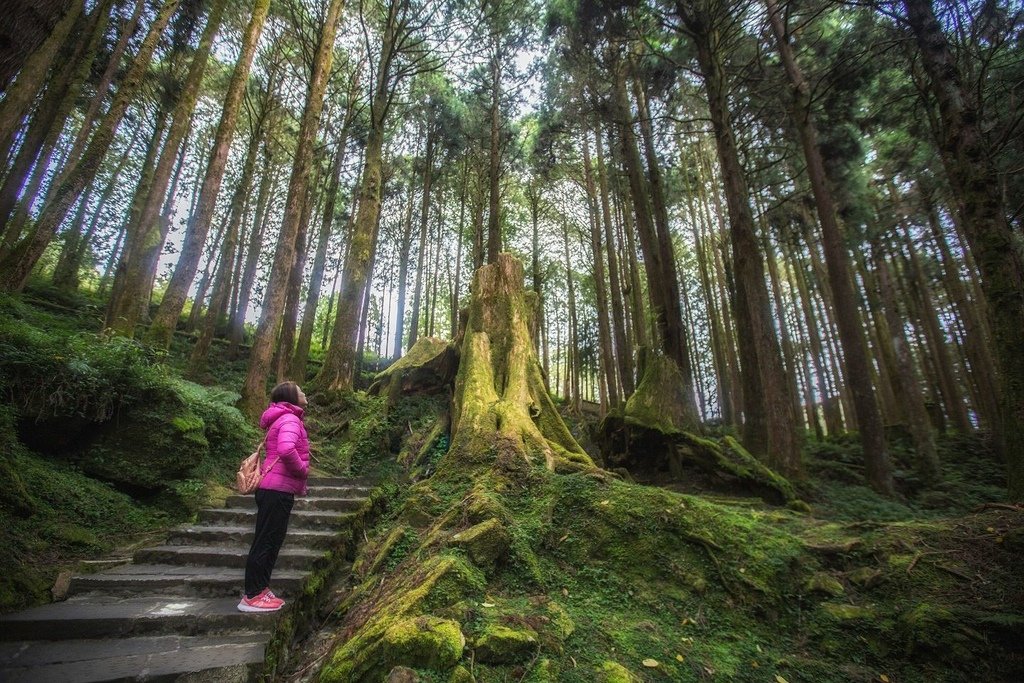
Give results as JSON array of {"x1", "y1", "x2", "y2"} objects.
[
  {"x1": 134, "y1": 545, "x2": 323, "y2": 570},
  {"x1": 0, "y1": 596, "x2": 278, "y2": 642},
  {"x1": 305, "y1": 484, "x2": 373, "y2": 496},
  {"x1": 0, "y1": 632, "x2": 268, "y2": 683},
  {"x1": 68, "y1": 564, "x2": 308, "y2": 598},
  {"x1": 199, "y1": 508, "x2": 356, "y2": 530},
  {"x1": 167, "y1": 524, "x2": 337, "y2": 548},
  {"x1": 309, "y1": 476, "x2": 375, "y2": 487},
  {"x1": 224, "y1": 495, "x2": 367, "y2": 512}
]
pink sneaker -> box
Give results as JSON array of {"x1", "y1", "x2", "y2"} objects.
[{"x1": 237, "y1": 588, "x2": 285, "y2": 613}]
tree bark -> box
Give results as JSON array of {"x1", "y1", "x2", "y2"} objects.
[
  {"x1": 409, "y1": 124, "x2": 435, "y2": 351},
  {"x1": 238, "y1": 0, "x2": 344, "y2": 416},
  {"x1": 0, "y1": 0, "x2": 181, "y2": 292},
  {"x1": 106, "y1": 0, "x2": 226, "y2": 335},
  {"x1": 683, "y1": 7, "x2": 802, "y2": 477},
  {"x1": 766, "y1": 0, "x2": 889, "y2": 490},
  {"x1": 0, "y1": 0, "x2": 82, "y2": 166},
  {"x1": 904, "y1": 0, "x2": 1024, "y2": 499},
  {"x1": 148, "y1": 0, "x2": 272, "y2": 347}
]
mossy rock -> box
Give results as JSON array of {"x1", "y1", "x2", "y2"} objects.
[
  {"x1": 79, "y1": 393, "x2": 208, "y2": 489},
  {"x1": 899, "y1": 603, "x2": 959, "y2": 651},
  {"x1": 847, "y1": 567, "x2": 883, "y2": 589},
  {"x1": 381, "y1": 616, "x2": 466, "y2": 671},
  {"x1": 597, "y1": 661, "x2": 640, "y2": 683},
  {"x1": 473, "y1": 623, "x2": 539, "y2": 663},
  {"x1": 369, "y1": 337, "x2": 457, "y2": 397},
  {"x1": 386, "y1": 666, "x2": 420, "y2": 683},
  {"x1": 821, "y1": 603, "x2": 877, "y2": 621},
  {"x1": 805, "y1": 572, "x2": 845, "y2": 597},
  {"x1": 449, "y1": 665, "x2": 475, "y2": 683},
  {"x1": 450, "y1": 518, "x2": 510, "y2": 568}
]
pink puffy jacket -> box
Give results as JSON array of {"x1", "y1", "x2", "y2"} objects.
[{"x1": 258, "y1": 402, "x2": 309, "y2": 496}]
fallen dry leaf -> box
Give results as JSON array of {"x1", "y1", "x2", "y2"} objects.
[{"x1": 642, "y1": 658, "x2": 659, "y2": 668}]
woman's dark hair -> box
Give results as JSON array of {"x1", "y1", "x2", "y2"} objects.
[{"x1": 270, "y1": 381, "x2": 301, "y2": 406}]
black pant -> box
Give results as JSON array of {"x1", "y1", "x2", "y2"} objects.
[{"x1": 244, "y1": 488, "x2": 294, "y2": 598}]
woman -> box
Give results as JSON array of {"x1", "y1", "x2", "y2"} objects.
[{"x1": 238, "y1": 381, "x2": 310, "y2": 613}]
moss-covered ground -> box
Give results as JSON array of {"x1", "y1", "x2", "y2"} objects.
[{"x1": 311, "y1": 402, "x2": 1023, "y2": 683}]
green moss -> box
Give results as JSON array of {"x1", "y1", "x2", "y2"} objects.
[
  {"x1": 382, "y1": 616, "x2": 466, "y2": 670},
  {"x1": 597, "y1": 661, "x2": 639, "y2": 683},
  {"x1": 805, "y1": 572, "x2": 845, "y2": 597},
  {"x1": 322, "y1": 554, "x2": 484, "y2": 681},
  {"x1": 450, "y1": 518, "x2": 510, "y2": 568},
  {"x1": 448, "y1": 665, "x2": 475, "y2": 683},
  {"x1": 473, "y1": 623, "x2": 539, "y2": 663}
]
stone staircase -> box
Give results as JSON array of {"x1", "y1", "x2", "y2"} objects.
[{"x1": 0, "y1": 477, "x2": 373, "y2": 682}]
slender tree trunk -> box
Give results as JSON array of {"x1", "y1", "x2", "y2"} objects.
[
  {"x1": 392, "y1": 180, "x2": 415, "y2": 357},
  {"x1": 0, "y1": 0, "x2": 82, "y2": 166},
  {"x1": 595, "y1": 127, "x2": 633, "y2": 397},
  {"x1": 582, "y1": 128, "x2": 618, "y2": 409},
  {"x1": 632, "y1": 79, "x2": 697, "y2": 391},
  {"x1": 684, "y1": 10, "x2": 802, "y2": 477},
  {"x1": 409, "y1": 125, "x2": 434, "y2": 351},
  {"x1": 0, "y1": 0, "x2": 108, "y2": 233},
  {"x1": 562, "y1": 220, "x2": 581, "y2": 413},
  {"x1": 106, "y1": 0, "x2": 226, "y2": 335},
  {"x1": 0, "y1": 0, "x2": 181, "y2": 291},
  {"x1": 49, "y1": 0, "x2": 146, "y2": 192},
  {"x1": 149, "y1": 0, "x2": 272, "y2": 347},
  {"x1": 293, "y1": 128, "x2": 352, "y2": 379},
  {"x1": 230, "y1": 145, "x2": 277, "y2": 353},
  {"x1": 486, "y1": 38, "x2": 502, "y2": 264},
  {"x1": 899, "y1": 230, "x2": 971, "y2": 432},
  {"x1": 238, "y1": 0, "x2": 344, "y2": 415},
  {"x1": 873, "y1": 242, "x2": 941, "y2": 482},
  {"x1": 904, "y1": 0, "x2": 1024, "y2": 498},
  {"x1": 920, "y1": 184, "x2": 999, "y2": 431},
  {"x1": 611, "y1": 71, "x2": 695, "y2": 412},
  {"x1": 52, "y1": 121, "x2": 142, "y2": 289},
  {"x1": 765, "y1": 0, "x2": 888, "y2": 489}
]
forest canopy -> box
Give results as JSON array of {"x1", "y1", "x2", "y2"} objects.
[{"x1": 0, "y1": 0, "x2": 1021, "y2": 497}]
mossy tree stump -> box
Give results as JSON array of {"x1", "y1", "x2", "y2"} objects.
[
  {"x1": 447, "y1": 254, "x2": 592, "y2": 472},
  {"x1": 601, "y1": 351, "x2": 804, "y2": 507}
]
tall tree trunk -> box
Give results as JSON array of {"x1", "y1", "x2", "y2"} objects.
[
  {"x1": 562, "y1": 220, "x2": 581, "y2": 413},
  {"x1": 239, "y1": 0, "x2": 344, "y2": 416},
  {"x1": 582, "y1": 128, "x2": 618, "y2": 409},
  {"x1": 595, "y1": 127, "x2": 633, "y2": 397},
  {"x1": 0, "y1": 0, "x2": 109, "y2": 233},
  {"x1": 0, "y1": 0, "x2": 82, "y2": 166},
  {"x1": 873, "y1": 242, "x2": 941, "y2": 483},
  {"x1": 610, "y1": 68, "x2": 698, "y2": 427},
  {"x1": 485, "y1": 38, "x2": 502, "y2": 264},
  {"x1": 392, "y1": 179, "x2": 415, "y2": 358},
  {"x1": 903, "y1": 0, "x2": 1024, "y2": 498},
  {"x1": 765, "y1": 0, "x2": 889, "y2": 490},
  {"x1": 230, "y1": 145, "x2": 277, "y2": 353},
  {"x1": 632, "y1": 79, "x2": 697, "y2": 393},
  {"x1": 899, "y1": 229, "x2": 972, "y2": 432},
  {"x1": 293, "y1": 126, "x2": 352, "y2": 379},
  {"x1": 409, "y1": 124, "x2": 434, "y2": 351},
  {"x1": 0, "y1": 0, "x2": 181, "y2": 291},
  {"x1": 920, "y1": 183, "x2": 999, "y2": 431},
  {"x1": 52, "y1": 0, "x2": 146, "y2": 201},
  {"x1": 148, "y1": 0, "x2": 272, "y2": 347},
  {"x1": 52, "y1": 120, "x2": 142, "y2": 289},
  {"x1": 683, "y1": 8, "x2": 802, "y2": 477},
  {"x1": 106, "y1": 0, "x2": 226, "y2": 335}
]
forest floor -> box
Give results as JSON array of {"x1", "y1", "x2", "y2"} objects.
[{"x1": 1, "y1": 284, "x2": 1022, "y2": 682}]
